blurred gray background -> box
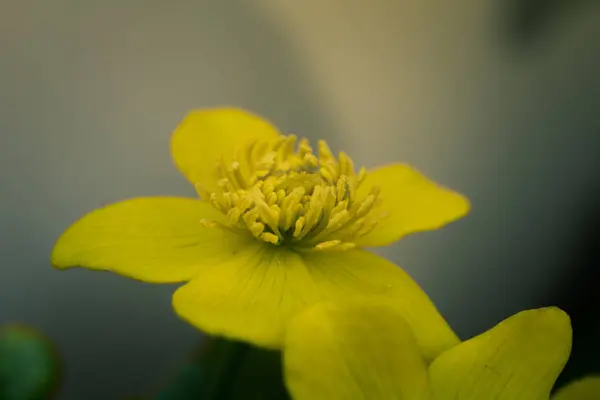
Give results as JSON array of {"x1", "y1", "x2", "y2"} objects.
[{"x1": 1, "y1": 0, "x2": 599, "y2": 398}]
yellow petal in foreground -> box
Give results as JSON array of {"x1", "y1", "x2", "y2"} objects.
[
  {"x1": 173, "y1": 247, "x2": 458, "y2": 356},
  {"x1": 51, "y1": 197, "x2": 259, "y2": 283},
  {"x1": 284, "y1": 302, "x2": 430, "y2": 400},
  {"x1": 283, "y1": 305, "x2": 573, "y2": 400},
  {"x1": 429, "y1": 307, "x2": 572, "y2": 400},
  {"x1": 171, "y1": 108, "x2": 281, "y2": 194},
  {"x1": 552, "y1": 376, "x2": 600, "y2": 400},
  {"x1": 355, "y1": 164, "x2": 470, "y2": 247}
]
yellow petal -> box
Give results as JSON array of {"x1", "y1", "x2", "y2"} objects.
[
  {"x1": 172, "y1": 247, "x2": 321, "y2": 348},
  {"x1": 302, "y1": 249, "x2": 460, "y2": 362},
  {"x1": 355, "y1": 164, "x2": 470, "y2": 247},
  {"x1": 284, "y1": 302, "x2": 430, "y2": 400},
  {"x1": 552, "y1": 376, "x2": 600, "y2": 400},
  {"x1": 429, "y1": 307, "x2": 572, "y2": 400},
  {"x1": 51, "y1": 197, "x2": 258, "y2": 283},
  {"x1": 171, "y1": 108, "x2": 281, "y2": 193},
  {"x1": 173, "y1": 247, "x2": 458, "y2": 355}
]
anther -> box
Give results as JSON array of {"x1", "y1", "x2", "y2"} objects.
[
  {"x1": 260, "y1": 232, "x2": 280, "y2": 245},
  {"x1": 200, "y1": 219, "x2": 218, "y2": 228}
]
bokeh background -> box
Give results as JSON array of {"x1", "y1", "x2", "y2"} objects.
[{"x1": 1, "y1": 0, "x2": 599, "y2": 398}]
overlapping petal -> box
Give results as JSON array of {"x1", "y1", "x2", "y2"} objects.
[
  {"x1": 173, "y1": 247, "x2": 458, "y2": 357},
  {"x1": 428, "y1": 307, "x2": 572, "y2": 400},
  {"x1": 171, "y1": 108, "x2": 281, "y2": 193},
  {"x1": 355, "y1": 164, "x2": 470, "y2": 247},
  {"x1": 284, "y1": 302, "x2": 430, "y2": 400},
  {"x1": 301, "y1": 250, "x2": 459, "y2": 361},
  {"x1": 51, "y1": 197, "x2": 258, "y2": 283}
]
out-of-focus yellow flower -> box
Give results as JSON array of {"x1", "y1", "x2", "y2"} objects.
[
  {"x1": 284, "y1": 303, "x2": 577, "y2": 400},
  {"x1": 51, "y1": 108, "x2": 469, "y2": 356},
  {"x1": 553, "y1": 376, "x2": 600, "y2": 400}
]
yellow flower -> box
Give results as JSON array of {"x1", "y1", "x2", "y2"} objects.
[
  {"x1": 283, "y1": 302, "x2": 591, "y2": 400},
  {"x1": 51, "y1": 108, "x2": 469, "y2": 357}
]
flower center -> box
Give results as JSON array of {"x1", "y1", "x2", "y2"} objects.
[{"x1": 198, "y1": 135, "x2": 384, "y2": 251}]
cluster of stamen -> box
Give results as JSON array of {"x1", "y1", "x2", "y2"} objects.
[{"x1": 197, "y1": 135, "x2": 384, "y2": 251}]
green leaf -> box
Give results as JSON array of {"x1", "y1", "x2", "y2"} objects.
[{"x1": 0, "y1": 325, "x2": 61, "y2": 400}]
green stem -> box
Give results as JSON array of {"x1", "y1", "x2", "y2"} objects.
[
  {"x1": 152, "y1": 338, "x2": 289, "y2": 400},
  {"x1": 211, "y1": 341, "x2": 250, "y2": 400},
  {"x1": 152, "y1": 338, "x2": 250, "y2": 400}
]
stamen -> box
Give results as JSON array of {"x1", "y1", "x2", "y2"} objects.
[
  {"x1": 314, "y1": 240, "x2": 356, "y2": 251},
  {"x1": 249, "y1": 222, "x2": 265, "y2": 237},
  {"x1": 336, "y1": 176, "x2": 348, "y2": 202},
  {"x1": 251, "y1": 141, "x2": 269, "y2": 164},
  {"x1": 230, "y1": 161, "x2": 247, "y2": 188},
  {"x1": 260, "y1": 232, "x2": 280, "y2": 244},
  {"x1": 338, "y1": 242, "x2": 357, "y2": 251},
  {"x1": 303, "y1": 153, "x2": 318, "y2": 168},
  {"x1": 242, "y1": 208, "x2": 258, "y2": 228},
  {"x1": 323, "y1": 210, "x2": 351, "y2": 234},
  {"x1": 338, "y1": 152, "x2": 354, "y2": 177},
  {"x1": 271, "y1": 136, "x2": 287, "y2": 152},
  {"x1": 266, "y1": 192, "x2": 278, "y2": 206},
  {"x1": 321, "y1": 161, "x2": 338, "y2": 182},
  {"x1": 320, "y1": 166, "x2": 335, "y2": 184},
  {"x1": 194, "y1": 183, "x2": 211, "y2": 200},
  {"x1": 199, "y1": 219, "x2": 218, "y2": 228},
  {"x1": 199, "y1": 134, "x2": 382, "y2": 251},
  {"x1": 226, "y1": 207, "x2": 243, "y2": 226},
  {"x1": 301, "y1": 186, "x2": 327, "y2": 237},
  {"x1": 355, "y1": 193, "x2": 377, "y2": 218},
  {"x1": 318, "y1": 140, "x2": 334, "y2": 163},
  {"x1": 281, "y1": 135, "x2": 297, "y2": 160},
  {"x1": 315, "y1": 240, "x2": 342, "y2": 250},
  {"x1": 357, "y1": 167, "x2": 367, "y2": 184},
  {"x1": 298, "y1": 138, "x2": 312, "y2": 158},
  {"x1": 293, "y1": 217, "x2": 305, "y2": 238}
]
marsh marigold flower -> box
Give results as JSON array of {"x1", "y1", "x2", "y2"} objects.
[
  {"x1": 51, "y1": 108, "x2": 469, "y2": 358},
  {"x1": 284, "y1": 303, "x2": 578, "y2": 399}
]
